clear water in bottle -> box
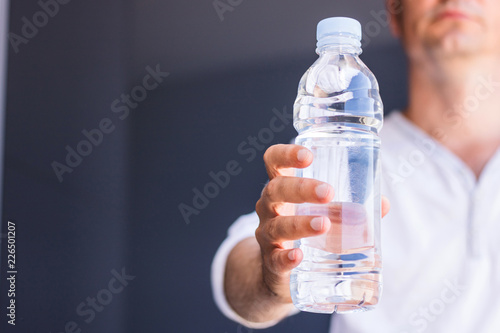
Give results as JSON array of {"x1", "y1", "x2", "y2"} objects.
[{"x1": 289, "y1": 17, "x2": 383, "y2": 314}]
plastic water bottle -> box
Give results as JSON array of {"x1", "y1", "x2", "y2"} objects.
[{"x1": 290, "y1": 17, "x2": 384, "y2": 314}]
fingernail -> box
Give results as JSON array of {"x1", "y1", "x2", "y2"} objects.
[
  {"x1": 288, "y1": 249, "x2": 296, "y2": 261},
  {"x1": 297, "y1": 149, "x2": 309, "y2": 162},
  {"x1": 315, "y1": 184, "x2": 330, "y2": 199},
  {"x1": 310, "y1": 217, "x2": 324, "y2": 231}
]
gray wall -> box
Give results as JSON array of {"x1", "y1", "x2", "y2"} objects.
[
  {"x1": 0, "y1": 0, "x2": 8, "y2": 227},
  {"x1": 0, "y1": 1, "x2": 407, "y2": 332}
]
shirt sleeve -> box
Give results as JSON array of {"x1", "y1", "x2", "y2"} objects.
[{"x1": 211, "y1": 211, "x2": 299, "y2": 329}]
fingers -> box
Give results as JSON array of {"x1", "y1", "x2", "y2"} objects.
[
  {"x1": 267, "y1": 248, "x2": 304, "y2": 276},
  {"x1": 264, "y1": 144, "x2": 312, "y2": 179},
  {"x1": 381, "y1": 195, "x2": 391, "y2": 218},
  {"x1": 258, "y1": 177, "x2": 334, "y2": 215},
  {"x1": 256, "y1": 215, "x2": 331, "y2": 244},
  {"x1": 256, "y1": 215, "x2": 331, "y2": 285}
]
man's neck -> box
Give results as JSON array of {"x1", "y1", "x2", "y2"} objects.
[{"x1": 404, "y1": 54, "x2": 500, "y2": 178}]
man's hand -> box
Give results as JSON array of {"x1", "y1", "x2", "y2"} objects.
[
  {"x1": 255, "y1": 144, "x2": 390, "y2": 304},
  {"x1": 224, "y1": 143, "x2": 390, "y2": 324}
]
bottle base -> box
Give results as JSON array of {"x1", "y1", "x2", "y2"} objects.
[
  {"x1": 291, "y1": 276, "x2": 381, "y2": 314},
  {"x1": 293, "y1": 300, "x2": 376, "y2": 314}
]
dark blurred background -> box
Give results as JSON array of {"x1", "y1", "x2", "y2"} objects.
[{"x1": 0, "y1": 0, "x2": 407, "y2": 332}]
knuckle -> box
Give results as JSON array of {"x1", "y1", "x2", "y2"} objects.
[
  {"x1": 255, "y1": 226, "x2": 264, "y2": 243},
  {"x1": 256, "y1": 217, "x2": 273, "y2": 243},
  {"x1": 266, "y1": 218, "x2": 278, "y2": 239},
  {"x1": 263, "y1": 145, "x2": 275, "y2": 165},
  {"x1": 265, "y1": 177, "x2": 280, "y2": 201},
  {"x1": 255, "y1": 198, "x2": 265, "y2": 215},
  {"x1": 291, "y1": 216, "x2": 301, "y2": 235},
  {"x1": 296, "y1": 177, "x2": 308, "y2": 200}
]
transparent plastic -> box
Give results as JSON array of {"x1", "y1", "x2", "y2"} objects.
[{"x1": 290, "y1": 19, "x2": 384, "y2": 314}]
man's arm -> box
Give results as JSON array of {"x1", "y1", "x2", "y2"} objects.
[{"x1": 224, "y1": 237, "x2": 294, "y2": 323}]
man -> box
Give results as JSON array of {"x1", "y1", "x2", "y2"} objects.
[{"x1": 212, "y1": 0, "x2": 500, "y2": 331}]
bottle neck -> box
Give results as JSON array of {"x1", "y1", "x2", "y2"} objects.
[{"x1": 316, "y1": 35, "x2": 362, "y2": 55}]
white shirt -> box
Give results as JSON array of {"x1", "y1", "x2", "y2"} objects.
[{"x1": 211, "y1": 111, "x2": 500, "y2": 333}]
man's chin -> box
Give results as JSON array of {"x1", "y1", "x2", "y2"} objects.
[{"x1": 426, "y1": 33, "x2": 482, "y2": 58}]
